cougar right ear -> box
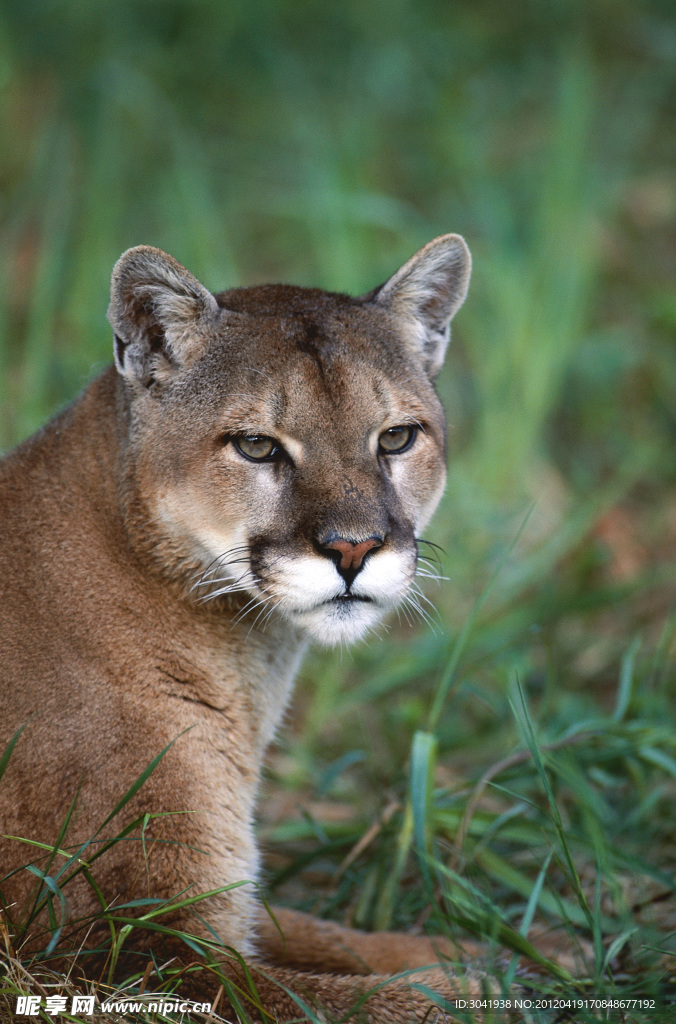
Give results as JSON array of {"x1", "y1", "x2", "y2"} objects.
[
  {"x1": 368, "y1": 234, "x2": 471, "y2": 378},
  {"x1": 108, "y1": 246, "x2": 220, "y2": 387}
]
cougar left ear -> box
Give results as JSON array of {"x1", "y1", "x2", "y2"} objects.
[
  {"x1": 369, "y1": 234, "x2": 471, "y2": 378},
  {"x1": 108, "y1": 246, "x2": 221, "y2": 387}
]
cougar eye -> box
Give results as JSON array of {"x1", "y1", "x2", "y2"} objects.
[
  {"x1": 378, "y1": 424, "x2": 417, "y2": 454},
  {"x1": 234, "y1": 435, "x2": 280, "y2": 462}
]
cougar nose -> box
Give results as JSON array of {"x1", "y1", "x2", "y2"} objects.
[{"x1": 318, "y1": 534, "x2": 384, "y2": 580}]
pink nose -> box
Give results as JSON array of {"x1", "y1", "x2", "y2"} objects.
[{"x1": 323, "y1": 536, "x2": 383, "y2": 571}]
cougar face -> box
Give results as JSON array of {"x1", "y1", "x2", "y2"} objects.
[{"x1": 109, "y1": 237, "x2": 471, "y2": 644}]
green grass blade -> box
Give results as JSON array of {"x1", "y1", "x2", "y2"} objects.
[
  {"x1": 0, "y1": 724, "x2": 26, "y2": 783},
  {"x1": 614, "y1": 636, "x2": 641, "y2": 722},
  {"x1": 95, "y1": 733, "x2": 187, "y2": 835},
  {"x1": 409, "y1": 729, "x2": 437, "y2": 894},
  {"x1": 508, "y1": 674, "x2": 594, "y2": 930}
]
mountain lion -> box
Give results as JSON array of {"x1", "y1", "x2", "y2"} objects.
[{"x1": 0, "y1": 235, "x2": 471, "y2": 1021}]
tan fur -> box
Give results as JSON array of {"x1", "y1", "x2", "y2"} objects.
[{"x1": 0, "y1": 236, "x2": 471, "y2": 1021}]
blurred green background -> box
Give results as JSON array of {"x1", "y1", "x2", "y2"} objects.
[{"x1": 1, "y1": 0, "x2": 676, "y2": 971}]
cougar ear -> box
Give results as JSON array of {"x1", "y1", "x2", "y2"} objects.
[
  {"x1": 108, "y1": 246, "x2": 221, "y2": 386},
  {"x1": 370, "y1": 234, "x2": 471, "y2": 378}
]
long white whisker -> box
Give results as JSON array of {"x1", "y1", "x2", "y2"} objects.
[
  {"x1": 410, "y1": 583, "x2": 440, "y2": 612},
  {"x1": 198, "y1": 583, "x2": 252, "y2": 604},
  {"x1": 194, "y1": 567, "x2": 251, "y2": 590},
  {"x1": 198, "y1": 568, "x2": 258, "y2": 602},
  {"x1": 415, "y1": 569, "x2": 449, "y2": 583},
  {"x1": 191, "y1": 545, "x2": 249, "y2": 576},
  {"x1": 399, "y1": 600, "x2": 415, "y2": 628},
  {"x1": 418, "y1": 564, "x2": 442, "y2": 579},
  {"x1": 234, "y1": 594, "x2": 269, "y2": 627},
  {"x1": 247, "y1": 599, "x2": 279, "y2": 637},
  {"x1": 190, "y1": 546, "x2": 252, "y2": 593},
  {"x1": 259, "y1": 604, "x2": 279, "y2": 631},
  {"x1": 405, "y1": 593, "x2": 438, "y2": 632}
]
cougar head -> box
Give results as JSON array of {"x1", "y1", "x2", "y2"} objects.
[{"x1": 108, "y1": 235, "x2": 471, "y2": 644}]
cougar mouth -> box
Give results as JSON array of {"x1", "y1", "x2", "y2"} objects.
[{"x1": 290, "y1": 593, "x2": 374, "y2": 613}]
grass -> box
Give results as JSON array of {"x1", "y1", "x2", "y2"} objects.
[
  {"x1": 264, "y1": 565, "x2": 676, "y2": 1014},
  {"x1": 1, "y1": 0, "x2": 675, "y2": 1020}
]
